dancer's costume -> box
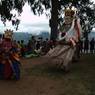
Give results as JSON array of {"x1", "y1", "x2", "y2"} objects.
[
  {"x1": 0, "y1": 35, "x2": 4, "y2": 79},
  {"x1": 44, "y1": 7, "x2": 82, "y2": 71},
  {"x1": 0, "y1": 29, "x2": 20, "y2": 80}
]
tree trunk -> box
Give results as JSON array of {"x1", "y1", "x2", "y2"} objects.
[{"x1": 50, "y1": 0, "x2": 59, "y2": 41}]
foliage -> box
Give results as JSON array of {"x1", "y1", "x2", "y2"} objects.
[
  {"x1": 59, "y1": 0, "x2": 95, "y2": 38},
  {"x1": 27, "y1": 0, "x2": 95, "y2": 38},
  {"x1": 0, "y1": 0, "x2": 25, "y2": 30},
  {"x1": 0, "y1": 0, "x2": 95, "y2": 37}
]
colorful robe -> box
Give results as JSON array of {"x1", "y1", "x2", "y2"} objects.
[
  {"x1": 44, "y1": 18, "x2": 82, "y2": 71},
  {"x1": 0, "y1": 38, "x2": 21, "y2": 80}
]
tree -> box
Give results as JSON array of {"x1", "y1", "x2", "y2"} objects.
[
  {"x1": 59, "y1": 0, "x2": 95, "y2": 39},
  {"x1": 49, "y1": 0, "x2": 59, "y2": 40},
  {"x1": 0, "y1": 0, "x2": 25, "y2": 30},
  {"x1": 27, "y1": 0, "x2": 95, "y2": 40},
  {"x1": 0, "y1": 0, "x2": 95, "y2": 39}
]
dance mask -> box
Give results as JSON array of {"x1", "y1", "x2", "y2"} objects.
[
  {"x1": 4, "y1": 29, "x2": 13, "y2": 39},
  {"x1": 64, "y1": 8, "x2": 75, "y2": 24}
]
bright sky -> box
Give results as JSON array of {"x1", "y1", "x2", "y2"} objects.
[{"x1": 0, "y1": 3, "x2": 50, "y2": 34}]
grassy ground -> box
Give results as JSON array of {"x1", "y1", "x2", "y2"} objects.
[{"x1": 0, "y1": 54, "x2": 95, "y2": 95}]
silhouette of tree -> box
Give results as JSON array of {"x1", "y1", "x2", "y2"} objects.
[
  {"x1": 0, "y1": 0, "x2": 95, "y2": 39},
  {"x1": 27, "y1": 0, "x2": 95, "y2": 40}
]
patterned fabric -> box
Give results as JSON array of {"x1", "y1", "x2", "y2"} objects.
[
  {"x1": 0, "y1": 37, "x2": 20, "y2": 80},
  {"x1": 44, "y1": 44, "x2": 76, "y2": 68},
  {"x1": 44, "y1": 17, "x2": 82, "y2": 70}
]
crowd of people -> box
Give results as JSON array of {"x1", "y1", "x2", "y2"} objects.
[
  {"x1": 12, "y1": 36, "x2": 95, "y2": 60},
  {"x1": 13, "y1": 36, "x2": 56, "y2": 58},
  {"x1": 79, "y1": 38, "x2": 95, "y2": 54}
]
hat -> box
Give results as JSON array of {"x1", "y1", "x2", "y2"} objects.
[
  {"x1": 4, "y1": 29, "x2": 13, "y2": 39},
  {"x1": 64, "y1": 8, "x2": 75, "y2": 17},
  {"x1": 64, "y1": 8, "x2": 75, "y2": 24}
]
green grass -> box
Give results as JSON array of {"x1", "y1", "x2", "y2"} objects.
[{"x1": 24, "y1": 54, "x2": 95, "y2": 95}]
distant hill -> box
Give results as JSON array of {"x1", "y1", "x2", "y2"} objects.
[
  {"x1": 38, "y1": 31, "x2": 50, "y2": 40},
  {"x1": 13, "y1": 31, "x2": 50, "y2": 44},
  {"x1": 13, "y1": 32, "x2": 32, "y2": 44},
  {"x1": 1, "y1": 30, "x2": 94, "y2": 43},
  {"x1": 13, "y1": 31, "x2": 95, "y2": 43}
]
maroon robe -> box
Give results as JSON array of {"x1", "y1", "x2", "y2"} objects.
[{"x1": 2, "y1": 38, "x2": 13, "y2": 79}]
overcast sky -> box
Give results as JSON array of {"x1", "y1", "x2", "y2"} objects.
[{"x1": 0, "y1": 3, "x2": 50, "y2": 34}]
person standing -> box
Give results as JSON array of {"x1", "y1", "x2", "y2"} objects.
[
  {"x1": 84, "y1": 39, "x2": 89, "y2": 53},
  {"x1": 44, "y1": 6, "x2": 82, "y2": 72},
  {"x1": 1, "y1": 29, "x2": 21, "y2": 80},
  {"x1": 90, "y1": 38, "x2": 95, "y2": 53}
]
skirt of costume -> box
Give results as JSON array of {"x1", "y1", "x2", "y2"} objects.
[
  {"x1": 44, "y1": 44, "x2": 76, "y2": 68},
  {"x1": 11, "y1": 60, "x2": 20, "y2": 80},
  {"x1": 9, "y1": 51, "x2": 21, "y2": 80},
  {"x1": 1, "y1": 52, "x2": 20, "y2": 80},
  {"x1": 3, "y1": 60, "x2": 13, "y2": 79}
]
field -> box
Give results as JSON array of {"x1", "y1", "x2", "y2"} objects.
[{"x1": 0, "y1": 54, "x2": 95, "y2": 95}]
